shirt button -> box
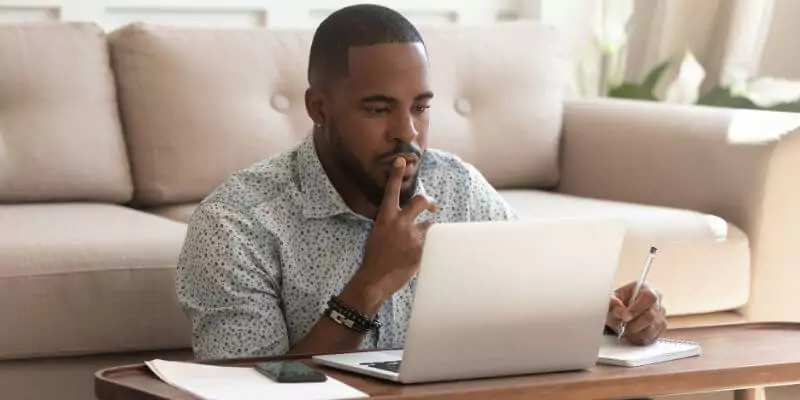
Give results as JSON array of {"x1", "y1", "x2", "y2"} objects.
[{"x1": 271, "y1": 94, "x2": 291, "y2": 112}]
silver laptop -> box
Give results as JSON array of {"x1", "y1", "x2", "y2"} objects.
[{"x1": 312, "y1": 217, "x2": 625, "y2": 384}]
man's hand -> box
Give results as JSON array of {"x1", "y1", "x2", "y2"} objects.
[
  {"x1": 339, "y1": 157, "x2": 437, "y2": 315},
  {"x1": 288, "y1": 157, "x2": 436, "y2": 355},
  {"x1": 607, "y1": 282, "x2": 667, "y2": 346}
]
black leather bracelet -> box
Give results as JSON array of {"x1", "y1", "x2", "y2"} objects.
[{"x1": 324, "y1": 296, "x2": 382, "y2": 333}]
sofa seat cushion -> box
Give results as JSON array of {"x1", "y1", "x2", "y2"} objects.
[
  {"x1": 145, "y1": 203, "x2": 199, "y2": 223},
  {"x1": 0, "y1": 204, "x2": 191, "y2": 360},
  {"x1": 500, "y1": 190, "x2": 750, "y2": 317}
]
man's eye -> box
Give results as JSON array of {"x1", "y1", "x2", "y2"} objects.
[
  {"x1": 364, "y1": 105, "x2": 390, "y2": 115},
  {"x1": 414, "y1": 105, "x2": 431, "y2": 114},
  {"x1": 365, "y1": 107, "x2": 390, "y2": 115}
]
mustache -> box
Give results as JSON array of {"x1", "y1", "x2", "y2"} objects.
[{"x1": 378, "y1": 142, "x2": 423, "y2": 163}]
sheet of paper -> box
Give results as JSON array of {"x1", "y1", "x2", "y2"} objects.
[{"x1": 146, "y1": 359, "x2": 368, "y2": 400}]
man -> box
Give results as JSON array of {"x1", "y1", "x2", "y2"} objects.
[{"x1": 176, "y1": 4, "x2": 667, "y2": 361}]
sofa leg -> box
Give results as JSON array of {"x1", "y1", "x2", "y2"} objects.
[{"x1": 734, "y1": 387, "x2": 767, "y2": 400}]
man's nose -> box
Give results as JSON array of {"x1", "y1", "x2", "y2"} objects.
[{"x1": 391, "y1": 111, "x2": 418, "y2": 143}]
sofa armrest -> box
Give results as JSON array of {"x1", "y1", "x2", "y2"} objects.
[{"x1": 558, "y1": 98, "x2": 800, "y2": 322}]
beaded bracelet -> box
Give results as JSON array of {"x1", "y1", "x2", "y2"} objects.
[{"x1": 324, "y1": 295, "x2": 382, "y2": 333}]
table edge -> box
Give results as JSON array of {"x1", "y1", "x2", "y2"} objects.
[{"x1": 93, "y1": 321, "x2": 800, "y2": 397}]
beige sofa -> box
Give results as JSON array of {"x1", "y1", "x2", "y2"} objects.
[{"x1": 1, "y1": 21, "x2": 799, "y2": 400}]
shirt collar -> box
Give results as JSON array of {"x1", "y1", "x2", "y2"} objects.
[{"x1": 297, "y1": 134, "x2": 428, "y2": 219}]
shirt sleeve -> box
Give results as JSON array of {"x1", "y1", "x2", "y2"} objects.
[
  {"x1": 175, "y1": 201, "x2": 289, "y2": 360},
  {"x1": 464, "y1": 163, "x2": 518, "y2": 222}
]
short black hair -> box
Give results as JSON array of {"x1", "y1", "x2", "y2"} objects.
[{"x1": 308, "y1": 4, "x2": 425, "y2": 88}]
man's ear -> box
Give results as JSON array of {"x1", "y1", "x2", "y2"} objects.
[{"x1": 304, "y1": 88, "x2": 327, "y2": 127}]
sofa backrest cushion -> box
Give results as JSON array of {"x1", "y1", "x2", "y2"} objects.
[
  {"x1": 109, "y1": 22, "x2": 566, "y2": 207},
  {"x1": 109, "y1": 24, "x2": 313, "y2": 206},
  {"x1": 422, "y1": 24, "x2": 566, "y2": 189},
  {"x1": 0, "y1": 23, "x2": 133, "y2": 203}
]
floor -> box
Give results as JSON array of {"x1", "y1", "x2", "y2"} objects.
[{"x1": 0, "y1": 349, "x2": 194, "y2": 400}]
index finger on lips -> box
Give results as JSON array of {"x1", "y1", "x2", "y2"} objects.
[{"x1": 378, "y1": 157, "x2": 405, "y2": 217}]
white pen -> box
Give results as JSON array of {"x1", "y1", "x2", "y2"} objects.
[{"x1": 618, "y1": 246, "x2": 658, "y2": 340}]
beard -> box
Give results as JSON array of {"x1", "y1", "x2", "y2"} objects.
[{"x1": 327, "y1": 121, "x2": 422, "y2": 208}]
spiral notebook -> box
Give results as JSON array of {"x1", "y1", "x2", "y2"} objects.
[{"x1": 598, "y1": 336, "x2": 702, "y2": 367}]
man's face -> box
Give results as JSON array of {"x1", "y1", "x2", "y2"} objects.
[{"x1": 324, "y1": 42, "x2": 432, "y2": 207}]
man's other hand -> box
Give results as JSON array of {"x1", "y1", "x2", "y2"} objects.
[{"x1": 607, "y1": 282, "x2": 667, "y2": 346}]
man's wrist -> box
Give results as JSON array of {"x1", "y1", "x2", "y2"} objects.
[{"x1": 338, "y1": 278, "x2": 385, "y2": 318}]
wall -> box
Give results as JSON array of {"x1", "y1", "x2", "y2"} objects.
[
  {"x1": 0, "y1": 0, "x2": 613, "y2": 94},
  {"x1": 0, "y1": 0, "x2": 532, "y2": 30}
]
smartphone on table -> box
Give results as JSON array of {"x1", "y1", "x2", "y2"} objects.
[{"x1": 254, "y1": 361, "x2": 328, "y2": 383}]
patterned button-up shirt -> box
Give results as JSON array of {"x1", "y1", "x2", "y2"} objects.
[{"x1": 176, "y1": 134, "x2": 517, "y2": 360}]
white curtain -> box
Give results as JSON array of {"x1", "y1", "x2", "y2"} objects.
[
  {"x1": 544, "y1": 0, "x2": 778, "y2": 97},
  {"x1": 625, "y1": 0, "x2": 775, "y2": 93},
  {"x1": 757, "y1": 0, "x2": 800, "y2": 79}
]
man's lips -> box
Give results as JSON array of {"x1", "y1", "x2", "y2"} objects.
[
  {"x1": 382, "y1": 154, "x2": 419, "y2": 179},
  {"x1": 401, "y1": 161, "x2": 416, "y2": 178},
  {"x1": 382, "y1": 153, "x2": 420, "y2": 165},
  {"x1": 384, "y1": 161, "x2": 416, "y2": 178}
]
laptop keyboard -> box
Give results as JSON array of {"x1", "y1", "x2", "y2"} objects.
[{"x1": 361, "y1": 360, "x2": 402, "y2": 373}]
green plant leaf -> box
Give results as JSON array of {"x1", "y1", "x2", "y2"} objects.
[
  {"x1": 768, "y1": 100, "x2": 800, "y2": 113},
  {"x1": 643, "y1": 60, "x2": 671, "y2": 92},
  {"x1": 696, "y1": 86, "x2": 761, "y2": 109},
  {"x1": 608, "y1": 83, "x2": 657, "y2": 101}
]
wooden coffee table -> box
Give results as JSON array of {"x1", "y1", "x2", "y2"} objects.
[{"x1": 95, "y1": 323, "x2": 800, "y2": 399}]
